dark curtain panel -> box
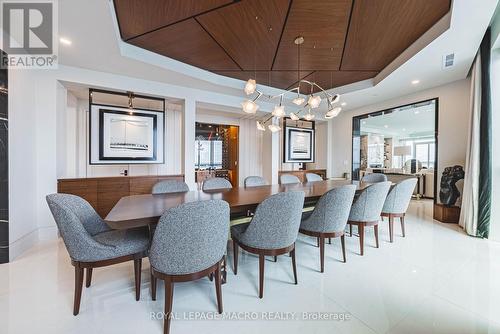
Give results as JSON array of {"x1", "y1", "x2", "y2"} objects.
[
  {"x1": 0, "y1": 50, "x2": 8, "y2": 263},
  {"x1": 477, "y1": 28, "x2": 492, "y2": 238}
]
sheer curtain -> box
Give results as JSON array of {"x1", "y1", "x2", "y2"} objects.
[{"x1": 459, "y1": 54, "x2": 481, "y2": 235}]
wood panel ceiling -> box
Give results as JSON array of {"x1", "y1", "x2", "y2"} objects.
[{"x1": 114, "y1": 0, "x2": 451, "y2": 90}]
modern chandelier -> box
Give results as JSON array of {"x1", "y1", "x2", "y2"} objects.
[{"x1": 241, "y1": 36, "x2": 343, "y2": 132}]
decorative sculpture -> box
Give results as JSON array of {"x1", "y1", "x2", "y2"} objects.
[{"x1": 439, "y1": 165, "x2": 465, "y2": 206}]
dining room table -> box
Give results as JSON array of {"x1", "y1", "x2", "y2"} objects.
[{"x1": 105, "y1": 179, "x2": 378, "y2": 229}]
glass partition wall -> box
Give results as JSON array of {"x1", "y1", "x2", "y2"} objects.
[{"x1": 352, "y1": 98, "x2": 438, "y2": 200}]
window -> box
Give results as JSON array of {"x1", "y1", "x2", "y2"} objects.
[
  {"x1": 195, "y1": 139, "x2": 223, "y2": 169},
  {"x1": 414, "y1": 141, "x2": 435, "y2": 169}
]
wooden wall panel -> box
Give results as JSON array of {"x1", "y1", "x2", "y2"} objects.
[
  {"x1": 115, "y1": 0, "x2": 451, "y2": 90},
  {"x1": 341, "y1": 0, "x2": 451, "y2": 71},
  {"x1": 114, "y1": 0, "x2": 233, "y2": 40},
  {"x1": 214, "y1": 70, "x2": 312, "y2": 90},
  {"x1": 197, "y1": 0, "x2": 290, "y2": 70},
  {"x1": 272, "y1": 0, "x2": 352, "y2": 71},
  {"x1": 129, "y1": 19, "x2": 240, "y2": 71},
  {"x1": 58, "y1": 175, "x2": 184, "y2": 218}
]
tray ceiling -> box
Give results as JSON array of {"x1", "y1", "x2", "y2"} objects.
[{"x1": 114, "y1": 0, "x2": 451, "y2": 91}]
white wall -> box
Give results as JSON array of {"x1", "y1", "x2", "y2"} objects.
[
  {"x1": 57, "y1": 91, "x2": 183, "y2": 179},
  {"x1": 330, "y1": 78, "x2": 472, "y2": 203}
]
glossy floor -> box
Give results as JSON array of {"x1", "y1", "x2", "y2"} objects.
[{"x1": 1, "y1": 200, "x2": 500, "y2": 334}]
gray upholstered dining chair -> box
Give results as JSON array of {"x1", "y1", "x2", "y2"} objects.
[
  {"x1": 149, "y1": 200, "x2": 229, "y2": 334},
  {"x1": 230, "y1": 191, "x2": 305, "y2": 298},
  {"x1": 305, "y1": 173, "x2": 323, "y2": 182},
  {"x1": 46, "y1": 193, "x2": 149, "y2": 316},
  {"x1": 152, "y1": 179, "x2": 189, "y2": 194},
  {"x1": 299, "y1": 185, "x2": 356, "y2": 272},
  {"x1": 347, "y1": 182, "x2": 391, "y2": 255},
  {"x1": 361, "y1": 173, "x2": 388, "y2": 183},
  {"x1": 202, "y1": 177, "x2": 233, "y2": 191},
  {"x1": 381, "y1": 178, "x2": 418, "y2": 242},
  {"x1": 244, "y1": 176, "x2": 268, "y2": 187},
  {"x1": 280, "y1": 174, "x2": 301, "y2": 184}
]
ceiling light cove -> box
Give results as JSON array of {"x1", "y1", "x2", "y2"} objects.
[{"x1": 59, "y1": 37, "x2": 72, "y2": 45}]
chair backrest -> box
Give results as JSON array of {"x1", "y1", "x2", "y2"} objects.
[
  {"x1": 305, "y1": 173, "x2": 323, "y2": 182},
  {"x1": 349, "y1": 181, "x2": 391, "y2": 222},
  {"x1": 280, "y1": 174, "x2": 300, "y2": 184},
  {"x1": 361, "y1": 173, "x2": 388, "y2": 183},
  {"x1": 202, "y1": 177, "x2": 233, "y2": 191},
  {"x1": 239, "y1": 191, "x2": 305, "y2": 249},
  {"x1": 46, "y1": 193, "x2": 113, "y2": 261},
  {"x1": 149, "y1": 200, "x2": 230, "y2": 275},
  {"x1": 244, "y1": 176, "x2": 268, "y2": 187},
  {"x1": 152, "y1": 180, "x2": 189, "y2": 194},
  {"x1": 382, "y1": 178, "x2": 418, "y2": 214},
  {"x1": 305, "y1": 185, "x2": 356, "y2": 232}
]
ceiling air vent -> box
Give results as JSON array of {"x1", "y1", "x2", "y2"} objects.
[{"x1": 442, "y1": 53, "x2": 455, "y2": 69}]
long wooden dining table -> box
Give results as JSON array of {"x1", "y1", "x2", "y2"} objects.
[{"x1": 105, "y1": 180, "x2": 373, "y2": 229}]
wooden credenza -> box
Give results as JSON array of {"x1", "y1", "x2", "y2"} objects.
[
  {"x1": 278, "y1": 169, "x2": 327, "y2": 183},
  {"x1": 57, "y1": 175, "x2": 184, "y2": 218}
]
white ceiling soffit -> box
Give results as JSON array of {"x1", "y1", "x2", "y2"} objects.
[{"x1": 57, "y1": 0, "x2": 498, "y2": 113}]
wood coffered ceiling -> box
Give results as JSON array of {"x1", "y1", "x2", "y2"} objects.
[{"x1": 114, "y1": 0, "x2": 451, "y2": 91}]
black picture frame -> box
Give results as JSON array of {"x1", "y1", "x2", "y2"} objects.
[
  {"x1": 283, "y1": 118, "x2": 316, "y2": 163},
  {"x1": 89, "y1": 88, "x2": 165, "y2": 165},
  {"x1": 98, "y1": 108, "x2": 158, "y2": 161}
]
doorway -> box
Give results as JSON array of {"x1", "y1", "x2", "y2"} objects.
[{"x1": 195, "y1": 122, "x2": 239, "y2": 187}]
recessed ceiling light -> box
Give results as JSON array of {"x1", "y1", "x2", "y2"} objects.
[
  {"x1": 411, "y1": 79, "x2": 420, "y2": 85},
  {"x1": 341, "y1": 102, "x2": 347, "y2": 106},
  {"x1": 60, "y1": 37, "x2": 72, "y2": 45}
]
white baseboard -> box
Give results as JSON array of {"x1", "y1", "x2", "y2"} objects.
[
  {"x1": 38, "y1": 225, "x2": 58, "y2": 240},
  {"x1": 8, "y1": 226, "x2": 59, "y2": 261},
  {"x1": 9, "y1": 229, "x2": 39, "y2": 262}
]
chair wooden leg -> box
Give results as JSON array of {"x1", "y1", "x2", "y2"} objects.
[
  {"x1": 258, "y1": 254, "x2": 265, "y2": 299},
  {"x1": 374, "y1": 224, "x2": 379, "y2": 248},
  {"x1": 85, "y1": 268, "x2": 92, "y2": 288},
  {"x1": 214, "y1": 261, "x2": 223, "y2": 314},
  {"x1": 319, "y1": 236, "x2": 325, "y2": 273},
  {"x1": 389, "y1": 216, "x2": 394, "y2": 243},
  {"x1": 273, "y1": 256, "x2": 277, "y2": 262},
  {"x1": 349, "y1": 224, "x2": 353, "y2": 236},
  {"x1": 291, "y1": 247, "x2": 298, "y2": 284},
  {"x1": 340, "y1": 235, "x2": 346, "y2": 263},
  {"x1": 73, "y1": 266, "x2": 84, "y2": 316},
  {"x1": 208, "y1": 273, "x2": 213, "y2": 281},
  {"x1": 401, "y1": 216, "x2": 406, "y2": 237},
  {"x1": 151, "y1": 271, "x2": 157, "y2": 301},
  {"x1": 232, "y1": 240, "x2": 238, "y2": 275},
  {"x1": 134, "y1": 258, "x2": 142, "y2": 301},
  {"x1": 164, "y1": 281, "x2": 174, "y2": 334},
  {"x1": 328, "y1": 237, "x2": 331, "y2": 244},
  {"x1": 316, "y1": 237, "x2": 320, "y2": 247},
  {"x1": 359, "y1": 224, "x2": 365, "y2": 256}
]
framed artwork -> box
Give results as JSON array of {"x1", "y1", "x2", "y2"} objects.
[
  {"x1": 89, "y1": 104, "x2": 165, "y2": 164},
  {"x1": 284, "y1": 120, "x2": 315, "y2": 163}
]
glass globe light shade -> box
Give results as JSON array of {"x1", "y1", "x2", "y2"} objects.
[
  {"x1": 241, "y1": 100, "x2": 259, "y2": 114},
  {"x1": 244, "y1": 79, "x2": 256, "y2": 95}
]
